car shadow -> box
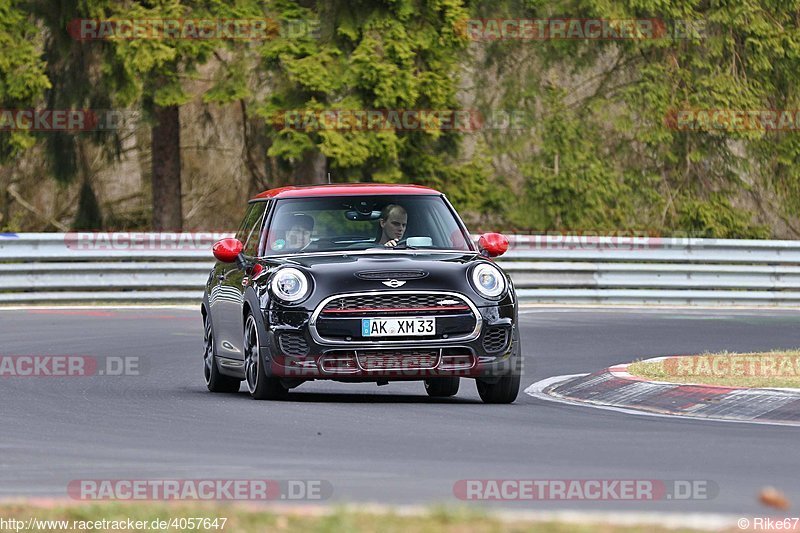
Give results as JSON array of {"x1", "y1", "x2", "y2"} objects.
[
  {"x1": 265, "y1": 391, "x2": 482, "y2": 404},
  {"x1": 188, "y1": 387, "x2": 482, "y2": 404}
]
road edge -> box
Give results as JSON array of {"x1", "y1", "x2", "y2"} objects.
[{"x1": 525, "y1": 359, "x2": 800, "y2": 427}]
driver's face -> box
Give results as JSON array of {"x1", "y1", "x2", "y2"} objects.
[
  {"x1": 285, "y1": 224, "x2": 311, "y2": 249},
  {"x1": 381, "y1": 210, "x2": 407, "y2": 241}
]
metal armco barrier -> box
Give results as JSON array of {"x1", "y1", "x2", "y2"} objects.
[{"x1": 2, "y1": 232, "x2": 800, "y2": 306}]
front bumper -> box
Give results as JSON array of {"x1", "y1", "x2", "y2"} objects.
[{"x1": 263, "y1": 303, "x2": 519, "y2": 380}]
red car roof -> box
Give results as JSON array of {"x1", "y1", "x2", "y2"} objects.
[{"x1": 252, "y1": 183, "x2": 441, "y2": 200}]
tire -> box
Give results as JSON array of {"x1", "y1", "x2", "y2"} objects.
[
  {"x1": 476, "y1": 372, "x2": 520, "y2": 404},
  {"x1": 424, "y1": 377, "x2": 460, "y2": 397},
  {"x1": 203, "y1": 315, "x2": 240, "y2": 393},
  {"x1": 243, "y1": 313, "x2": 288, "y2": 400}
]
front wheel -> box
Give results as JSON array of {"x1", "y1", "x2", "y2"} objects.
[
  {"x1": 424, "y1": 377, "x2": 460, "y2": 397},
  {"x1": 243, "y1": 313, "x2": 288, "y2": 400},
  {"x1": 476, "y1": 372, "x2": 520, "y2": 404}
]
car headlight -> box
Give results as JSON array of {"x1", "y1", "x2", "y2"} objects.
[
  {"x1": 470, "y1": 263, "x2": 506, "y2": 299},
  {"x1": 270, "y1": 268, "x2": 311, "y2": 303}
]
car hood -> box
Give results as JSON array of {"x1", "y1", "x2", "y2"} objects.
[
  {"x1": 283, "y1": 250, "x2": 476, "y2": 267},
  {"x1": 259, "y1": 250, "x2": 508, "y2": 309}
]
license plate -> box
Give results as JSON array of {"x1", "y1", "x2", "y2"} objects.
[{"x1": 361, "y1": 317, "x2": 436, "y2": 337}]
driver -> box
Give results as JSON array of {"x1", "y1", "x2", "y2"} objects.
[
  {"x1": 378, "y1": 204, "x2": 407, "y2": 247},
  {"x1": 284, "y1": 213, "x2": 314, "y2": 251}
]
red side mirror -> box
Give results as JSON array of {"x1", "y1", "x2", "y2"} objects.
[
  {"x1": 213, "y1": 238, "x2": 244, "y2": 263},
  {"x1": 478, "y1": 233, "x2": 509, "y2": 258}
]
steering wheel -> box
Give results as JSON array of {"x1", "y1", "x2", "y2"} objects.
[
  {"x1": 309, "y1": 235, "x2": 369, "y2": 249},
  {"x1": 365, "y1": 238, "x2": 412, "y2": 249}
]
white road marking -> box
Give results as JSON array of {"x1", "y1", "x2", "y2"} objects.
[
  {"x1": 0, "y1": 304, "x2": 197, "y2": 311},
  {"x1": 524, "y1": 374, "x2": 800, "y2": 427},
  {"x1": 518, "y1": 304, "x2": 800, "y2": 314}
]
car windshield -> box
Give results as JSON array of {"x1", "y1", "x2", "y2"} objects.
[{"x1": 261, "y1": 195, "x2": 473, "y2": 255}]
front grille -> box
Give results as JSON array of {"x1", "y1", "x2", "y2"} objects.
[
  {"x1": 322, "y1": 293, "x2": 470, "y2": 315},
  {"x1": 313, "y1": 292, "x2": 480, "y2": 344},
  {"x1": 357, "y1": 350, "x2": 439, "y2": 371},
  {"x1": 483, "y1": 326, "x2": 510, "y2": 353},
  {"x1": 278, "y1": 333, "x2": 309, "y2": 356},
  {"x1": 355, "y1": 270, "x2": 428, "y2": 281}
]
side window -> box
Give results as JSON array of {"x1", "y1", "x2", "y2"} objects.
[
  {"x1": 238, "y1": 202, "x2": 267, "y2": 257},
  {"x1": 235, "y1": 204, "x2": 258, "y2": 242}
]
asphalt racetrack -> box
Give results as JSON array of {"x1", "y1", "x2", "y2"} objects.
[{"x1": 1, "y1": 306, "x2": 798, "y2": 514}]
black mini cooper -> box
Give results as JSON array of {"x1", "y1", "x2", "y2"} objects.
[{"x1": 202, "y1": 184, "x2": 521, "y2": 403}]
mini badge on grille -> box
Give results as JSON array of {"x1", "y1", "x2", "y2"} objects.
[{"x1": 381, "y1": 279, "x2": 406, "y2": 288}]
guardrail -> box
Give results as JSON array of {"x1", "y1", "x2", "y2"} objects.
[{"x1": 3, "y1": 233, "x2": 800, "y2": 306}]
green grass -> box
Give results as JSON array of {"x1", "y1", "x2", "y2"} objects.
[
  {"x1": 627, "y1": 350, "x2": 800, "y2": 388},
  {"x1": 0, "y1": 502, "x2": 712, "y2": 533}
]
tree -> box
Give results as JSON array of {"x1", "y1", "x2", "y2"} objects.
[
  {"x1": 110, "y1": 0, "x2": 271, "y2": 230},
  {"x1": 0, "y1": 0, "x2": 51, "y2": 229},
  {"x1": 464, "y1": 0, "x2": 797, "y2": 236},
  {"x1": 26, "y1": 0, "x2": 142, "y2": 230},
  {"x1": 108, "y1": 1, "x2": 199, "y2": 231},
  {"x1": 257, "y1": 0, "x2": 489, "y2": 213}
]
